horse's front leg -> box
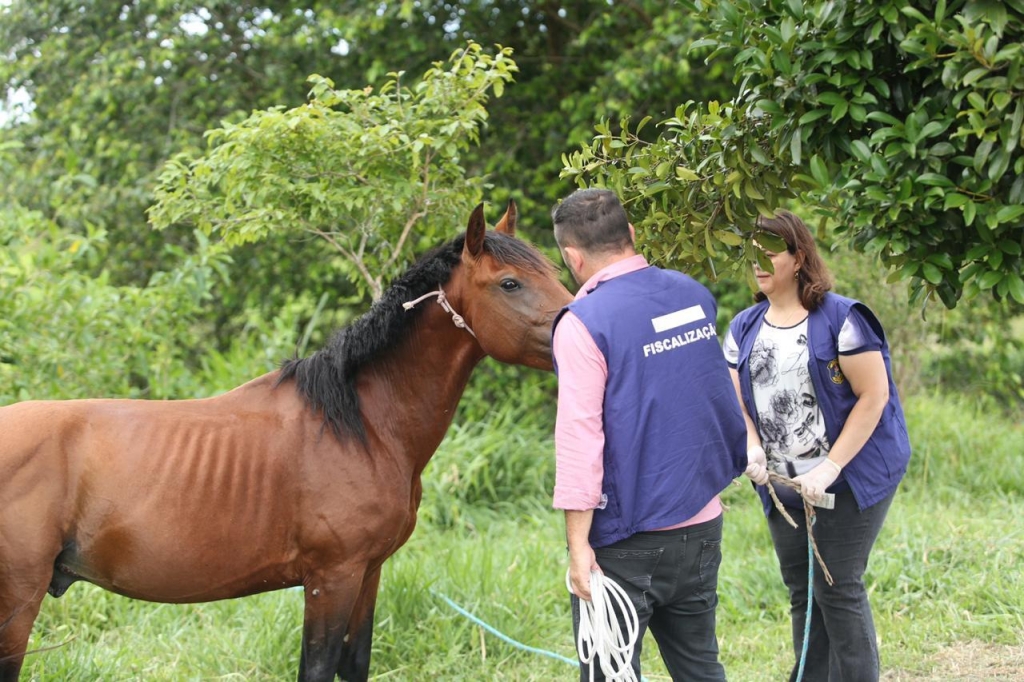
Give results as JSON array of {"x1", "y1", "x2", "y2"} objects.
[
  {"x1": 298, "y1": 567, "x2": 365, "y2": 682},
  {"x1": 0, "y1": 524, "x2": 61, "y2": 682},
  {"x1": 337, "y1": 566, "x2": 381, "y2": 682},
  {"x1": 0, "y1": 597, "x2": 44, "y2": 682}
]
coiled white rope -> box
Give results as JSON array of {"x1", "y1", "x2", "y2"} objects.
[{"x1": 567, "y1": 569, "x2": 640, "y2": 682}]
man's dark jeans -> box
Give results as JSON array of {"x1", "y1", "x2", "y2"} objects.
[
  {"x1": 767, "y1": 490, "x2": 896, "y2": 682},
  {"x1": 570, "y1": 514, "x2": 727, "y2": 682}
]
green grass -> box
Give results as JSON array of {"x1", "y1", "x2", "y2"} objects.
[{"x1": 20, "y1": 393, "x2": 1024, "y2": 680}]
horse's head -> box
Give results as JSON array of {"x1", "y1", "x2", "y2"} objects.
[{"x1": 454, "y1": 200, "x2": 572, "y2": 371}]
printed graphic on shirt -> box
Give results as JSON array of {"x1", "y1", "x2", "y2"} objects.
[{"x1": 750, "y1": 322, "x2": 831, "y2": 462}]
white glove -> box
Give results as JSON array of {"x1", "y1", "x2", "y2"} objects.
[
  {"x1": 744, "y1": 445, "x2": 769, "y2": 486},
  {"x1": 792, "y1": 459, "x2": 841, "y2": 505}
]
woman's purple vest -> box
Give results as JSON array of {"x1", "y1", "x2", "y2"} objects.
[
  {"x1": 727, "y1": 294, "x2": 912, "y2": 514},
  {"x1": 553, "y1": 267, "x2": 747, "y2": 548}
]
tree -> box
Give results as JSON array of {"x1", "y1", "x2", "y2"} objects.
[
  {"x1": 149, "y1": 43, "x2": 517, "y2": 300},
  {"x1": 246, "y1": 2, "x2": 738, "y2": 244},
  {"x1": 2, "y1": 1, "x2": 739, "y2": 316},
  {"x1": 0, "y1": 0, "x2": 360, "y2": 277},
  {"x1": 562, "y1": 0, "x2": 1024, "y2": 308},
  {"x1": 0, "y1": 143, "x2": 227, "y2": 402},
  {"x1": 1, "y1": 130, "x2": 318, "y2": 404}
]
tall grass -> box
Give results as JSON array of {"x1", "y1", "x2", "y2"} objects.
[{"x1": 21, "y1": 393, "x2": 1023, "y2": 680}]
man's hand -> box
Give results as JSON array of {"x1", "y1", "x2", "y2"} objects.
[
  {"x1": 568, "y1": 545, "x2": 601, "y2": 601},
  {"x1": 744, "y1": 445, "x2": 769, "y2": 486},
  {"x1": 792, "y1": 459, "x2": 841, "y2": 504}
]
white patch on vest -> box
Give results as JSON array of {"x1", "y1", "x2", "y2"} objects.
[
  {"x1": 650, "y1": 304, "x2": 706, "y2": 333},
  {"x1": 642, "y1": 323, "x2": 719, "y2": 357}
]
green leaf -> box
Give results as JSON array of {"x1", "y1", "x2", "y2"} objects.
[
  {"x1": 999, "y1": 240, "x2": 1023, "y2": 256},
  {"x1": 799, "y1": 109, "x2": 831, "y2": 125},
  {"x1": 921, "y1": 262, "x2": 943, "y2": 284},
  {"x1": 978, "y1": 269, "x2": 1004, "y2": 289},
  {"x1": 1007, "y1": 273, "x2": 1024, "y2": 303},
  {"x1": 756, "y1": 100, "x2": 784, "y2": 115},
  {"x1": 925, "y1": 252, "x2": 954, "y2": 269},
  {"x1": 996, "y1": 205, "x2": 1024, "y2": 223},
  {"x1": 988, "y1": 148, "x2": 1011, "y2": 180},
  {"x1": 973, "y1": 139, "x2": 994, "y2": 174},
  {"x1": 866, "y1": 111, "x2": 902, "y2": 126},
  {"x1": 964, "y1": 200, "x2": 977, "y2": 225},
  {"x1": 919, "y1": 121, "x2": 948, "y2": 139},
  {"x1": 810, "y1": 154, "x2": 829, "y2": 187},
  {"x1": 675, "y1": 167, "x2": 700, "y2": 182},
  {"x1": 943, "y1": 193, "x2": 968, "y2": 209},
  {"x1": 962, "y1": 67, "x2": 991, "y2": 86},
  {"x1": 817, "y1": 92, "x2": 846, "y2": 106},
  {"x1": 964, "y1": 244, "x2": 992, "y2": 260},
  {"x1": 850, "y1": 140, "x2": 872, "y2": 162},
  {"x1": 830, "y1": 100, "x2": 849, "y2": 122},
  {"x1": 917, "y1": 173, "x2": 954, "y2": 187},
  {"x1": 1011, "y1": 100, "x2": 1024, "y2": 141},
  {"x1": 714, "y1": 230, "x2": 744, "y2": 246}
]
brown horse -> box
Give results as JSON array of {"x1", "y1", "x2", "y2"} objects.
[{"x1": 0, "y1": 200, "x2": 572, "y2": 681}]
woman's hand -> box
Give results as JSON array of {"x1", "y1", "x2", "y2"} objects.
[
  {"x1": 744, "y1": 445, "x2": 770, "y2": 485},
  {"x1": 793, "y1": 459, "x2": 841, "y2": 504}
]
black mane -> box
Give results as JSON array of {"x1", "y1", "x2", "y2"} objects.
[{"x1": 277, "y1": 231, "x2": 555, "y2": 442}]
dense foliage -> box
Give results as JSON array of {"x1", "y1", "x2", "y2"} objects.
[
  {"x1": 564, "y1": 0, "x2": 1024, "y2": 308},
  {"x1": 2, "y1": 1, "x2": 1020, "y2": 401},
  {"x1": 0, "y1": 0, "x2": 353, "y2": 276}
]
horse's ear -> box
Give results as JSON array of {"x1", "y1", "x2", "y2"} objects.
[
  {"x1": 494, "y1": 199, "x2": 517, "y2": 236},
  {"x1": 464, "y1": 202, "x2": 486, "y2": 260}
]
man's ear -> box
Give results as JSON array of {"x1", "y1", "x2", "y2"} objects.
[{"x1": 563, "y1": 245, "x2": 584, "y2": 275}]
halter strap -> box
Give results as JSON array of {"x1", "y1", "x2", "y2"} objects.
[{"x1": 402, "y1": 285, "x2": 477, "y2": 338}]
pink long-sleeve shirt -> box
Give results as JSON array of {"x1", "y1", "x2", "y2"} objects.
[{"x1": 552, "y1": 254, "x2": 722, "y2": 528}]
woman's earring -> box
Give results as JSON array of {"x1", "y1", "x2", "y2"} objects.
[{"x1": 794, "y1": 270, "x2": 800, "y2": 280}]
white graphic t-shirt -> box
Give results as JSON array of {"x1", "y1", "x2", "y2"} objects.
[{"x1": 723, "y1": 309, "x2": 873, "y2": 469}]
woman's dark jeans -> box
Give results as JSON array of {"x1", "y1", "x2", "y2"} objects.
[
  {"x1": 767, "y1": 490, "x2": 896, "y2": 682},
  {"x1": 570, "y1": 514, "x2": 727, "y2": 682}
]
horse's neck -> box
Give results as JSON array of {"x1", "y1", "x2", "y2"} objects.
[{"x1": 360, "y1": 316, "x2": 483, "y2": 477}]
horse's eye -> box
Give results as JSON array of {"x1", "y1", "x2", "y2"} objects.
[{"x1": 500, "y1": 278, "x2": 521, "y2": 292}]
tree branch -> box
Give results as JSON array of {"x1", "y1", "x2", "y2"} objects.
[{"x1": 306, "y1": 226, "x2": 382, "y2": 300}]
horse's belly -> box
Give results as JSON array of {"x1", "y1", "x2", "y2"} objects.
[
  {"x1": 68, "y1": 525, "x2": 302, "y2": 603},
  {"x1": 71, "y1": 478, "x2": 303, "y2": 601}
]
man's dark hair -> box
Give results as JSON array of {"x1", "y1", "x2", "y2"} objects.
[{"x1": 552, "y1": 188, "x2": 632, "y2": 254}]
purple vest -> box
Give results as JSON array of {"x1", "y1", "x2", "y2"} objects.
[
  {"x1": 553, "y1": 267, "x2": 747, "y2": 548},
  {"x1": 727, "y1": 293, "x2": 911, "y2": 513}
]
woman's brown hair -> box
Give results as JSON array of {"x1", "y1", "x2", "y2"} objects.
[{"x1": 754, "y1": 210, "x2": 833, "y2": 310}]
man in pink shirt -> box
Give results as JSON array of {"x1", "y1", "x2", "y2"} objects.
[{"x1": 551, "y1": 189, "x2": 751, "y2": 681}]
